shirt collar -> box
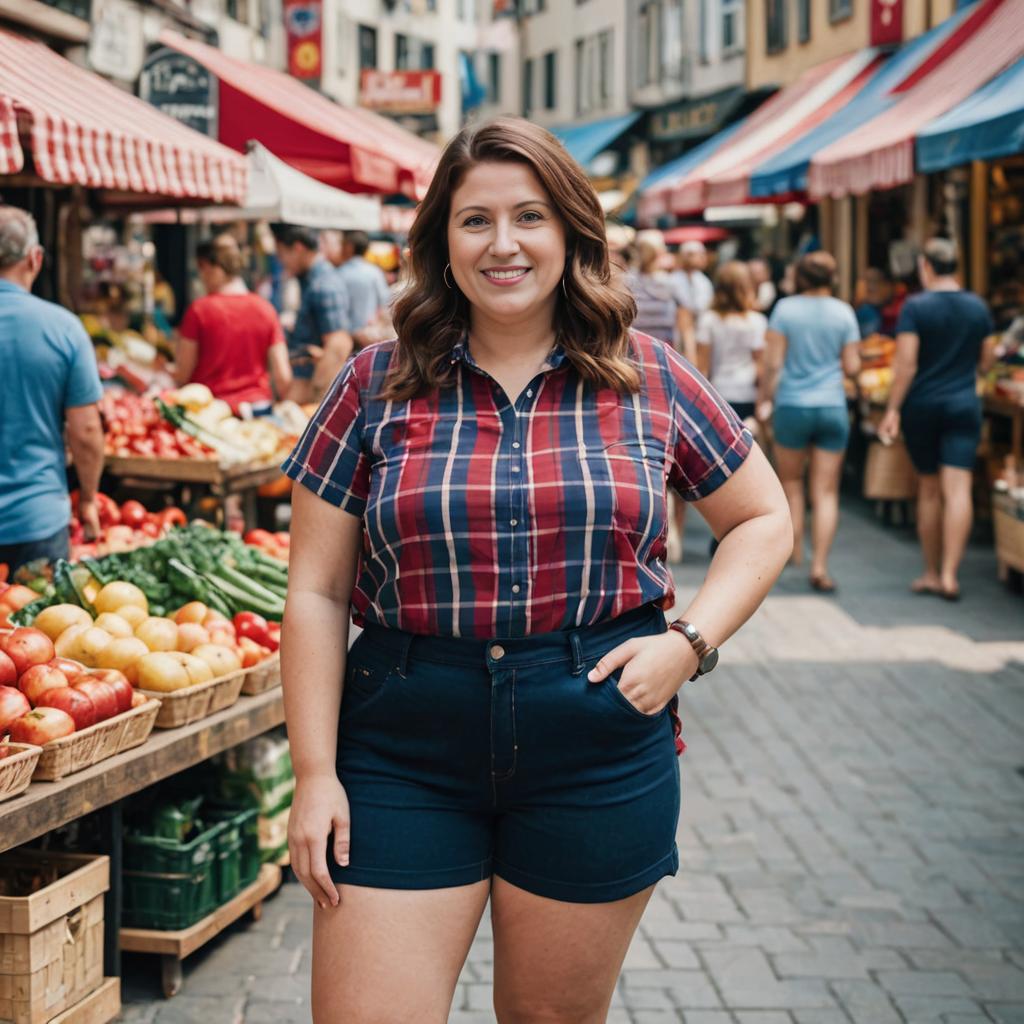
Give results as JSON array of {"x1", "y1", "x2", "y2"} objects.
[
  {"x1": 450, "y1": 337, "x2": 568, "y2": 370},
  {"x1": 0, "y1": 279, "x2": 26, "y2": 294}
]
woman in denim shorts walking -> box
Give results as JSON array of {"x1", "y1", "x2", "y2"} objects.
[{"x1": 280, "y1": 117, "x2": 792, "y2": 1023}]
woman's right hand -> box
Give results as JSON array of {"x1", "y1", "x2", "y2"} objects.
[{"x1": 288, "y1": 773, "x2": 350, "y2": 908}]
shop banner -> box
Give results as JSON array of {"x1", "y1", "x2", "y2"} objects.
[
  {"x1": 871, "y1": 0, "x2": 903, "y2": 46},
  {"x1": 139, "y1": 48, "x2": 218, "y2": 137},
  {"x1": 360, "y1": 70, "x2": 442, "y2": 113},
  {"x1": 284, "y1": 0, "x2": 322, "y2": 81}
]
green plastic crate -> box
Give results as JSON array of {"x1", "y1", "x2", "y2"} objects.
[
  {"x1": 206, "y1": 805, "x2": 261, "y2": 895},
  {"x1": 122, "y1": 822, "x2": 225, "y2": 930}
]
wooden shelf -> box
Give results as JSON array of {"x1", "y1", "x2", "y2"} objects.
[
  {"x1": 0, "y1": 689, "x2": 284, "y2": 853},
  {"x1": 103, "y1": 456, "x2": 282, "y2": 491}
]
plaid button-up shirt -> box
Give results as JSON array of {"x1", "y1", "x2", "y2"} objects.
[{"x1": 283, "y1": 330, "x2": 751, "y2": 640}]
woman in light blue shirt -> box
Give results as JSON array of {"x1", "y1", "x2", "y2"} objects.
[{"x1": 758, "y1": 252, "x2": 860, "y2": 593}]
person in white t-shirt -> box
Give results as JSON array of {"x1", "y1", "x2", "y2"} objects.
[
  {"x1": 670, "y1": 241, "x2": 713, "y2": 360},
  {"x1": 696, "y1": 261, "x2": 767, "y2": 423}
]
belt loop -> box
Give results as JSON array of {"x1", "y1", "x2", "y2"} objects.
[
  {"x1": 569, "y1": 631, "x2": 585, "y2": 676},
  {"x1": 396, "y1": 631, "x2": 413, "y2": 678}
]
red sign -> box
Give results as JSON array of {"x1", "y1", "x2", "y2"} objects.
[
  {"x1": 870, "y1": 0, "x2": 903, "y2": 46},
  {"x1": 360, "y1": 70, "x2": 442, "y2": 113},
  {"x1": 284, "y1": 0, "x2": 322, "y2": 80}
]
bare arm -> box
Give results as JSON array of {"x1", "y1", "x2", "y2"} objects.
[
  {"x1": 311, "y1": 329, "x2": 353, "y2": 392},
  {"x1": 878, "y1": 331, "x2": 919, "y2": 443},
  {"x1": 978, "y1": 332, "x2": 1001, "y2": 375},
  {"x1": 588, "y1": 448, "x2": 791, "y2": 708},
  {"x1": 267, "y1": 342, "x2": 293, "y2": 400},
  {"x1": 283, "y1": 484, "x2": 362, "y2": 907},
  {"x1": 757, "y1": 329, "x2": 787, "y2": 407},
  {"x1": 695, "y1": 343, "x2": 712, "y2": 378},
  {"x1": 172, "y1": 337, "x2": 199, "y2": 387},
  {"x1": 841, "y1": 341, "x2": 862, "y2": 378},
  {"x1": 66, "y1": 403, "x2": 105, "y2": 539},
  {"x1": 677, "y1": 307, "x2": 697, "y2": 363}
]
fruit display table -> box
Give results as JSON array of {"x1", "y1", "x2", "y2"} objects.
[
  {"x1": 0, "y1": 689, "x2": 285, "y2": 982},
  {"x1": 983, "y1": 395, "x2": 1024, "y2": 473}
]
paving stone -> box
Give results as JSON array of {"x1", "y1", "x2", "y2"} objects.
[
  {"x1": 242, "y1": 1003, "x2": 310, "y2": 1024},
  {"x1": 682, "y1": 1014, "x2": 735, "y2": 1024},
  {"x1": 633, "y1": 1013, "x2": 686, "y2": 1023},
  {"x1": 654, "y1": 941, "x2": 702, "y2": 969},
  {"x1": 734, "y1": 1015, "x2": 794, "y2": 1024},
  {"x1": 877, "y1": 971, "x2": 973, "y2": 997},
  {"x1": 891, "y1": 995, "x2": 985, "y2": 1020},
  {"x1": 151, "y1": 995, "x2": 245, "y2": 1024}
]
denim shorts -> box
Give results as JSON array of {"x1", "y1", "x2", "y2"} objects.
[
  {"x1": 329, "y1": 603, "x2": 681, "y2": 903},
  {"x1": 773, "y1": 404, "x2": 850, "y2": 452}
]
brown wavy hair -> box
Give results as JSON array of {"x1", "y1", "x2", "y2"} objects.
[
  {"x1": 711, "y1": 260, "x2": 756, "y2": 315},
  {"x1": 384, "y1": 116, "x2": 639, "y2": 400}
]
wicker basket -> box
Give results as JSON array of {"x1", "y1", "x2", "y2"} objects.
[
  {"x1": 240, "y1": 653, "x2": 281, "y2": 696},
  {"x1": 140, "y1": 669, "x2": 245, "y2": 729},
  {"x1": 33, "y1": 699, "x2": 161, "y2": 783},
  {"x1": 0, "y1": 744, "x2": 42, "y2": 803},
  {"x1": 993, "y1": 492, "x2": 1024, "y2": 575},
  {"x1": 864, "y1": 439, "x2": 918, "y2": 501}
]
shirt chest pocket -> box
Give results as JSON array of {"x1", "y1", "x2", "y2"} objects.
[{"x1": 577, "y1": 440, "x2": 668, "y2": 538}]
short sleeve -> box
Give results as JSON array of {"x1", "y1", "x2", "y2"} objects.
[
  {"x1": 178, "y1": 302, "x2": 202, "y2": 343},
  {"x1": 750, "y1": 312, "x2": 768, "y2": 350},
  {"x1": 281, "y1": 360, "x2": 369, "y2": 515},
  {"x1": 64, "y1": 318, "x2": 103, "y2": 409},
  {"x1": 841, "y1": 304, "x2": 861, "y2": 345},
  {"x1": 767, "y1": 301, "x2": 789, "y2": 335},
  {"x1": 664, "y1": 346, "x2": 753, "y2": 502},
  {"x1": 896, "y1": 299, "x2": 918, "y2": 336}
]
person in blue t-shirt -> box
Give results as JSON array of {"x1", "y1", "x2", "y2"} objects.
[
  {"x1": 0, "y1": 206, "x2": 104, "y2": 574},
  {"x1": 333, "y1": 231, "x2": 392, "y2": 343},
  {"x1": 879, "y1": 238, "x2": 998, "y2": 601},
  {"x1": 758, "y1": 251, "x2": 861, "y2": 594}
]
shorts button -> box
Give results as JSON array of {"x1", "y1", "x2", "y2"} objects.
[{"x1": 490, "y1": 644, "x2": 506, "y2": 660}]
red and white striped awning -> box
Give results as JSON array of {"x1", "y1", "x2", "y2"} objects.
[
  {"x1": 0, "y1": 29, "x2": 247, "y2": 203},
  {"x1": 647, "y1": 50, "x2": 882, "y2": 216},
  {"x1": 809, "y1": 0, "x2": 1024, "y2": 199}
]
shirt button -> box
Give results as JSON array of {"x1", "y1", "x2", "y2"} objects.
[
  {"x1": 511, "y1": 466, "x2": 520, "y2": 473},
  {"x1": 526, "y1": 389, "x2": 534, "y2": 397},
  {"x1": 510, "y1": 519, "x2": 518, "y2": 527},
  {"x1": 512, "y1": 441, "x2": 521, "y2": 449},
  {"x1": 512, "y1": 585, "x2": 521, "y2": 594},
  {"x1": 490, "y1": 644, "x2": 506, "y2": 660}
]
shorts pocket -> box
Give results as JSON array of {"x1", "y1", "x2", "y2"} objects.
[
  {"x1": 605, "y1": 669, "x2": 665, "y2": 722},
  {"x1": 341, "y1": 638, "x2": 398, "y2": 717}
]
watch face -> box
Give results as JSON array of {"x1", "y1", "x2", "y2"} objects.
[{"x1": 700, "y1": 648, "x2": 719, "y2": 675}]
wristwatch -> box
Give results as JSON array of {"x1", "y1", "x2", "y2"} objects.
[{"x1": 668, "y1": 620, "x2": 719, "y2": 681}]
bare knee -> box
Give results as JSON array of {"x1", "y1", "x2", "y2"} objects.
[
  {"x1": 918, "y1": 474, "x2": 941, "y2": 499},
  {"x1": 495, "y1": 991, "x2": 610, "y2": 1024}
]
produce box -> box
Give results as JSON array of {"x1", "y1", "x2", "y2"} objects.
[
  {"x1": 0, "y1": 745, "x2": 42, "y2": 804},
  {"x1": 121, "y1": 823, "x2": 224, "y2": 931},
  {"x1": 139, "y1": 670, "x2": 244, "y2": 729},
  {"x1": 216, "y1": 731, "x2": 293, "y2": 814},
  {"x1": 0, "y1": 853, "x2": 108, "y2": 1024},
  {"x1": 864, "y1": 439, "x2": 918, "y2": 501},
  {"x1": 993, "y1": 491, "x2": 1024, "y2": 575}
]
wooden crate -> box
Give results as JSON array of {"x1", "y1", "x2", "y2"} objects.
[
  {"x1": 48, "y1": 977, "x2": 118, "y2": 1024},
  {"x1": 0, "y1": 853, "x2": 108, "y2": 1024},
  {"x1": 0, "y1": 746, "x2": 42, "y2": 804},
  {"x1": 139, "y1": 670, "x2": 244, "y2": 729},
  {"x1": 239, "y1": 655, "x2": 280, "y2": 697},
  {"x1": 993, "y1": 493, "x2": 1024, "y2": 577},
  {"x1": 32, "y1": 700, "x2": 161, "y2": 783},
  {"x1": 864, "y1": 440, "x2": 918, "y2": 501}
]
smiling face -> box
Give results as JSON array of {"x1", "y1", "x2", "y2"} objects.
[{"x1": 446, "y1": 161, "x2": 566, "y2": 329}]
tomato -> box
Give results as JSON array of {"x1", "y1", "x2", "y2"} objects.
[
  {"x1": 266, "y1": 623, "x2": 281, "y2": 652},
  {"x1": 9, "y1": 706, "x2": 75, "y2": 744},
  {"x1": 120, "y1": 501, "x2": 147, "y2": 528},
  {"x1": 233, "y1": 612, "x2": 271, "y2": 648},
  {"x1": 140, "y1": 520, "x2": 161, "y2": 538},
  {"x1": 244, "y1": 529, "x2": 274, "y2": 547},
  {"x1": 158, "y1": 507, "x2": 187, "y2": 529},
  {"x1": 95, "y1": 494, "x2": 121, "y2": 527}
]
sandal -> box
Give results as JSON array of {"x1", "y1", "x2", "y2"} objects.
[
  {"x1": 810, "y1": 575, "x2": 837, "y2": 594},
  {"x1": 910, "y1": 579, "x2": 942, "y2": 596},
  {"x1": 940, "y1": 587, "x2": 961, "y2": 602}
]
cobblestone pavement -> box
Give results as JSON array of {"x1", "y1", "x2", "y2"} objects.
[{"x1": 117, "y1": 503, "x2": 1024, "y2": 1023}]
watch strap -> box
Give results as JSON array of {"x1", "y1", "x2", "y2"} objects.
[{"x1": 669, "y1": 619, "x2": 709, "y2": 658}]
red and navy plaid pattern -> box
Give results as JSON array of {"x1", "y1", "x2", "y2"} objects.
[
  {"x1": 0, "y1": 30, "x2": 247, "y2": 203},
  {"x1": 284, "y1": 331, "x2": 751, "y2": 640}
]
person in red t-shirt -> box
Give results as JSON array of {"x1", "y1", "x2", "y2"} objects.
[{"x1": 174, "y1": 234, "x2": 292, "y2": 412}]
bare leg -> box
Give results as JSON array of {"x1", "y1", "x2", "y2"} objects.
[
  {"x1": 773, "y1": 445, "x2": 808, "y2": 567},
  {"x1": 807, "y1": 447, "x2": 845, "y2": 582},
  {"x1": 312, "y1": 881, "x2": 489, "y2": 1023},
  {"x1": 938, "y1": 465, "x2": 973, "y2": 596},
  {"x1": 913, "y1": 473, "x2": 942, "y2": 592},
  {"x1": 491, "y1": 877, "x2": 655, "y2": 1023}
]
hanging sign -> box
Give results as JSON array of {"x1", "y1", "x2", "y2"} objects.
[
  {"x1": 285, "y1": 0, "x2": 322, "y2": 80},
  {"x1": 139, "y1": 48, "x2": 218, "y2": 137},
  {"x1": 870, "y1": 0, "x2": 903, "y2": 46}
]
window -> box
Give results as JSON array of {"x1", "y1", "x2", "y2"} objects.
[
  {"x1": 637, "y1": 1, "x2": 661, "y2": 88},
  {"x1": 722, "y1": 0, "x2": 742, "y2": 52},
  {"x1": 522, "y1": 57, "x2": 534, "y2": 115},
  {"x1": 698, "y1": 0, "x2": 710, "y2": 64},
  {"x1": 488, "y1": 52, "x2": 502, "y2": 103},
  {"x1": 830, "y1": 0, "x2": 853, "y2": 21},
  {"x1": 598, "y1": 30, "x2": 612, "y2": 107},
  {"x1": 797, "y1": 0, "x2": 811, "y2": 41},
  {"x1": 358, "y1": 24, "x2": 377, "y2": 70},
  {"x1": 765, "y1": 0, "x2": 787, "y2": 53},
  {"x1": 575, "y1": 30, "x2": 612, "y2": 116},
  {"x1": 395, "y1": 34, "x2": 434, "y2": 70},
  {"x1": 543, "y1": 50, "x2": 557, "y2": 110}
]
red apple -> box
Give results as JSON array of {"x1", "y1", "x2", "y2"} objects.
[
  {"x1": 9, "y1": 707, "x2": 75, "y2": 745},
  {"x1": 0, "y1": 685, "x2": 31, "y2": 735},
  {"x1": 0, "y1": 650, "x2": 16, "y2": 687},
  {"x1": 87, "y1": 669, "x2": 133, "y2": 714},
  {"x1": 48, "y1": 658, "x2": 88, "y2": 684},
  {"x1": 72, "y1": 678, "x2": 118, "y2": 722},
  {"x1": 18, "y1": 664, "x2": 69, "y2": 705},
  {"x1": 35, "y1": 687, "x2": 96, "y2": 730},
  {"x1": 3, "y1": 628, "x2": 55, "y2": 677}
]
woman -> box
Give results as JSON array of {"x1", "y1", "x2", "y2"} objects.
[
  {"x1": 281, "y1": 117, "x2": 791, "y2": 1024},
  {"x1": 758, "y1": 251, "x2": 860, "y2": 593},
  {"x1": 696, "y1": 260, "x2": 767, "y2": 422},
  {"x1": 175, "y1": 234, "x2": 292, "y2": 413}
]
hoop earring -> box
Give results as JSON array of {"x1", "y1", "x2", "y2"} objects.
[
  {"x1": 561, "y1": 276, "x2": 569, "y2": 299},
  {"x1": 443, "y1": 263, "x2": 454, "y2": 290}
]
